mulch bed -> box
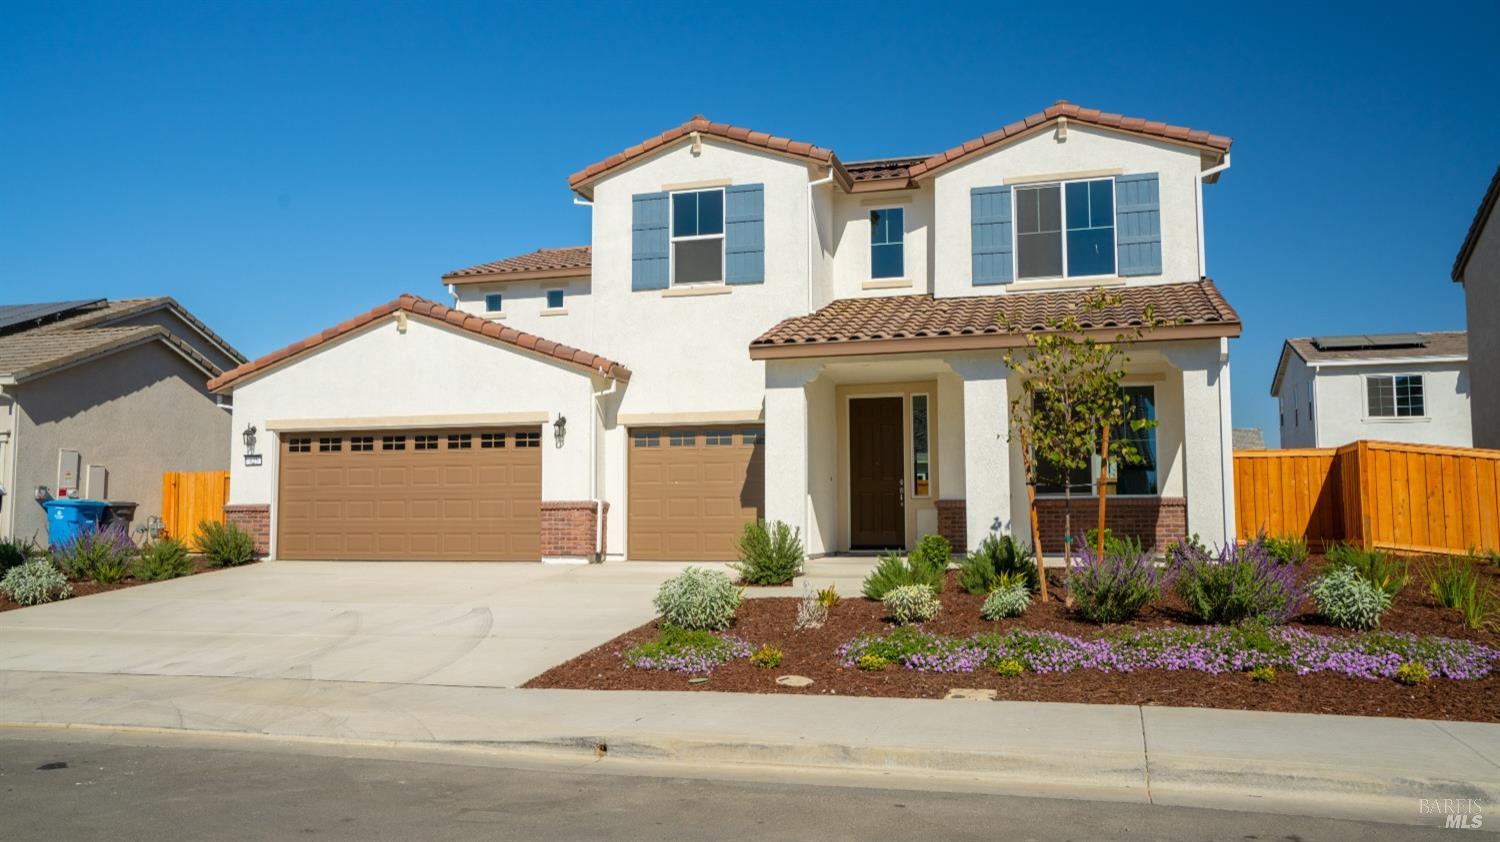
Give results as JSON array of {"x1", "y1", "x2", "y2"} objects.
[
  {"x1": 0, "y1": 558, "x2": 256, "y2": 613},
  {"x1": 525, "y1": 557, "x2": 1500, "y2": 723}
]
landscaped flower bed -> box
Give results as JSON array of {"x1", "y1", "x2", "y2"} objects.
[{"x1": 525, "y1": 550, "x2": 1500, "y2": 723}]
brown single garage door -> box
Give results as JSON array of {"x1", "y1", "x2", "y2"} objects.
[
  {"x1": 628, "y1": 426, "x2": 764, "y2": 561},
  {"x1": 277, "y1": 427, "x2": 542, "y2": 561}
]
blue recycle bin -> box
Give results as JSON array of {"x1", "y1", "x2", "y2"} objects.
[{"x1": 43, "y1": 499, "x2": 110, "y2": 547}]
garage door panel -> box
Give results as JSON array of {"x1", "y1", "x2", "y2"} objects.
[
  {"x1": 629, "y1": 425, "x2": 764, "y2": 561},
  {"x1": 278, "y1": 427, "x2": 541, "y2": 561}
]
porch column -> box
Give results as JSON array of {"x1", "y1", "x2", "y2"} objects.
[
  {"x1": 1165, "y1": 339, "x2": 1234, "y2": 547},
  {"x1": 764, "y1": 360, "x2": 821, "y2": 544},
  {"x1": 949, "y1": 353, "x2": 1012, "y2": 552}
]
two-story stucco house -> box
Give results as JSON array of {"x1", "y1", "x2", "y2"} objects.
[
  {"x1": 1453, "y1": 166, "x2": 1500, "y2": 449},
  {"x1": 1271, "y1": 332, "x2": 1472, "y2": 449},
  {"x1": 209, "y1": 101, "x2": 1242, "y2": 563}
]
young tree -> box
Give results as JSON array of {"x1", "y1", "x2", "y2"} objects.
[{"x1": 1002, "y1": 290, "x2": 1168, "y2": 595}]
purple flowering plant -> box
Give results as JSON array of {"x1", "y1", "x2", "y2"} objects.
[
  {"x1": 1065, "y1": 539, "x2": 1166, "y2": 624},
  {"x1": 51, "y1": 522, "x2": 136, "y2": 584},
  {"x1": 622, "y1": 625, "x2": 753, "y2": 674},
  {"x1": 1170, "y1": 537, "x2": 1303, "y2": 625}
]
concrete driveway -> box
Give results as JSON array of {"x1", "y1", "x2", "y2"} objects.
[{"x1": 0, "y1": 561, "x2": 715, "y2": 687}]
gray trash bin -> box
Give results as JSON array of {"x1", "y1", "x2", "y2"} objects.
[{"x1": 103, "y1": 501, "x2": 138, "y2": 534}]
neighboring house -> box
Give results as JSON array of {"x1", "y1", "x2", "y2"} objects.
[
  {"x1": 1452, "y1": 166, "x2": 1500, "y2": 449},
  {"x1": 0, "y1": 298, "x2": 244, "y2": 546},
  {"x1": 1271, "y1": 332, "x2": 1471, "y2": 449},
  {"x1": 210, "y1": 101, "x2": 1242, "y2": 562},
  {"x1": 1232, "y1": 428, "x2": 1266, "y2": 451}
]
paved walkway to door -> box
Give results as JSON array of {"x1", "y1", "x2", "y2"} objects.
[{"x1": 0, "y1": 561, "x2": 728, "y2": 688}]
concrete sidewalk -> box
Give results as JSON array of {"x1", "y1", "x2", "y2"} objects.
[{"x1": 3, "y1": 669, "x2": 1495, "y2": 827}]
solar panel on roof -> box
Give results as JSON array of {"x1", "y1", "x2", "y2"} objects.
[
  {"x1": 0, "y1": 299, "x2": 106, "y2": 335},
  {"x1": 1310, "y1": 333, "x2": 1429, "y2": 352}
]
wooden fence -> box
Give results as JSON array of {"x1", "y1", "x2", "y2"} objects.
[
  {"x1": 160, "y1": 471, "x2": 230, "y2": 541},
  {"x1": 1233, "y1": 441, "x2": 1500, "y2": 555}
]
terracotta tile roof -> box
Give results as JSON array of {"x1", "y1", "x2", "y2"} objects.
[
  {"x1": 208, "y1": 294, "x2": 630, "y2": 392},
  {"x1": 567, "y1": 115, "x2": 839, "y2": 194},
  {"x1": 1286, "y1": 331, "x2": 1467, "y2": 364},
  {"x1": 1453, "y1": 165, "x2": 1500, "y2": 282},
  {"x1": 0, "y1": 324, "x2": 220, "y2": 382},
  {"x1": 749, "y1": 280, "x2": 1240, "y2": 358},
  {"x1": 906, "y1": 100, "x2": 1233, "y2": 180},
  {"x1": 444, "y1": 246, "x2": 592, "y2": 281},
  {"x1": 844, "y1": 156, "x2": 930, "y2": 183}
]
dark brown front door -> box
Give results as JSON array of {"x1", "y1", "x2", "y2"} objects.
[{"x1": 849, "y1": 397, "x2": 904, "y2": 549}]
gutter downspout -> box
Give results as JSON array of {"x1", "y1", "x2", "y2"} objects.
[
  {"x1": 590, "y1": 376, "x2": 620, "y2": 561},
  {"x1": 446, "y1": 283, "x2": 457, "y2": 308},
  {"x1": 1196, "y1": 153, "x2": 1231, "y2": 279},
  {"x1": 806, "y1": 168, "x2": 834, "y2": 314}
]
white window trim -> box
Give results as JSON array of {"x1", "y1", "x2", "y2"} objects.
[
  {"x1": 1363, "y1": 372, "x2": 1429, "y2": 421},
  {"x1": 869, "y1": 206, "x2": 906, "y2": 281},
  {"x1": 1034, "y1": 383, "x2": 1160, "y2": 499},
  {"x1": 483, "y1": 293, "x2": 505, "y2": 316},
  {"x1": 669, "y1": 186, "x2": 727, "y2": 287},
  {"x1": 1013, "y1": 176, "x2": 1120, "y2": 282},
  {"x1": 544, "y1": 288, "x2": 566, "y2": 310}
]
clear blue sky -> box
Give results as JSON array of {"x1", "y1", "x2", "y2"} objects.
[{"x1": 3, "y1": 0, "x2": 1496, "y2": 443}]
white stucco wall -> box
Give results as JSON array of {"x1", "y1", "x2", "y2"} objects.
[
  {"x1": 226, "y1": 317, "x2": 601, "y2": 544},
  {"x1": 1275, "y1": 354, "x2": 1318, "y2": 449},
  {"x1": 1460, "y1": 216, "x2": 1500, "y2": 449},
  {"x1": 930, "y1": 124, "x2": 1207, "y2": 299},
  {"x1": 1308, "y1": 362, "x2": 1472, "y2": 448},
  {"x1": 828, "y1": 187, "x2": 934, "y2": 300},
  {"x1": 452, "y1": 277, "x2": 594, "y2": 352}
]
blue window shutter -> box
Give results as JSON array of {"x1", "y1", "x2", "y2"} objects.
[
  {"x1": 971, "y1": 186, "x2": 1013, "y2": 285},
  {"x1": 724, "y1": 183, "x2": 765, "y2": 285},
  {"x1": 1115, "y1": 173, "x2": 1162, "y2": 276},
  {"x1": 631, "y1": 192, "x2": 670, "y2": 290}
]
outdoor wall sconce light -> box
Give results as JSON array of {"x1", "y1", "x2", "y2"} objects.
[
  {"x1": 553, "y1": 414, "x2": 567, "y2": 448},
  {"x1": 242, "y1": 424, "x2": 257, "y2": 455}
]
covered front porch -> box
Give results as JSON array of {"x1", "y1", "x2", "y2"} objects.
[{"x1": 758, "y1": 339, "x2": 1235, "y2": 557}]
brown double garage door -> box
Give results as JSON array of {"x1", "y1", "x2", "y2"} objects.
[
  {"x1": 628, "y1": 425, "x2": 764, "y2": 561},
  {"x1": 277, "y1": 427, "x2": 542, "y2": 561}
]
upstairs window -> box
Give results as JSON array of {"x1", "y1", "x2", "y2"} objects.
[
  {"x1": 1367, "y1": 374, "x2": 1424, "y2": 418},
  {"x1": 870, "y1": 207, "x2": 905, "y2": 279},
  {"x1": 1015, "y1": 178, "x2": 1116, "y2": 279},
  {"x1": 546, "y1": 289, "x2": 565, "y2": 309},
  {"x1": 671, "y1": 188, "x2": 724, "y2": 284},
  {"x1": 484, "y1": 293, "x2": 503, "y2": 313}
]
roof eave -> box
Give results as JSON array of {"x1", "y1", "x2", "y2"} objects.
[
  {"x1": 444, "y1": 267, "x2": 592, "y2": 285},
  {"x1": 749, "y1": 322, "x2": 1241, "y2": 362}
]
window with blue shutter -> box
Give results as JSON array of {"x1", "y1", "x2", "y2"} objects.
[
  {"x1": 724, "y1": 183, "x2": 765, "y2": 285},
  {"x1": 971, "y1": 185, "x2": 1013, "y2": 285},
  {"x1": 1115, "y1": 173, "x2": 1161, "y2": 276},
  {"x1": 631, "y1": 192, "x2": 670, "y2": 291}
]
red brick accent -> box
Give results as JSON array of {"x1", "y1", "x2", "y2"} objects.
[
  {"x1": 1032, "y1": 496, "x2": 1186, "y2": 555},
  {"x1": 935, "y1": 499, "x2": 967, "y2": 551},
  {"x1": 540, "y1": 500, "x2": 607, "y2": 560},
  {"x1": 223, "y1": 504, "x2": 270, "y2": 557}
]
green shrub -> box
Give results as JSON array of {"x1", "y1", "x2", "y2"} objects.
[
  {"x1": 1325, "y1": 543, "x2": 1407, "y2": 596},
  {"x1": 1424, "y1": 558, "x2": 1494, "y2": 630},
  {"x1": 957, "y1": 533, "x2": 1036, "y2": 595},
  {"x1": 1084, "y1": 528, "x2": 1145, "y2": 559},
  {"x1": 994, "y1": 658, "x2": 1025, "y2": 677},
  {"x1": 0, "y1": 536, "x2": 38, "y2": 575},
  {"x1": 856, "y1": 653, "x2": 889, "y2": 671},
  {"x1": 861, "y1": 548, "x2": 945, "y2": 599},
  {"x1": 52, "y1": 523, "x2": 135, "y2": 583},
  {"x1": 816, "y1": 585, "x2": 841, "y2": 608},
  {"x1": 133, "y1": 537, "x2": 194, "y2": 581},
  {"x1": 1164, "y1": 533, "x2": 1208, "y2": 557},
  {"x1": 653, "y1": 567, "x2": 742, "y2": 630},
  {"x1": 1170, "y1": 540, "x2": 1302, "y2": 625},
  {"x1": 1394, "y1": 661, "x2": 1431, "y2": 686},
  {"x1": 749, "y1": 644, "x2": 783, "y2": 669},
  {"x1": 1065, "y1": 544, "x2": 1164, "y2": 624},
  {"x1": 882, "y1": 584, "x2": 940, "y2": 625},
  {"x1": 195, "y1": 520, "x2": 256, "y2": 567},
  {"x1": 622, "y1": 626, "x2": 751, "y2": 672},
  {"x1": 909, "y1": 534, "x2": 953, "y2": 574},
  {"x1": 1249, "y1": 665, "x2": 1276, "y2": 683},
  {"x1": 1260, "y1": 534, "x2": 1310, "y2": 566},
  {"x1": 731, "y1": 520, "x2": 804, "y2": 585},
  {"x1": 0, "y1": 558, "x2": 72, "y2": 606},
  {"x1": 980, "y1": 579, "x2": 1031, "y2": 620},
  {"x1": 1311, "y1": 566, "x2": 1392, "y2": 630}
]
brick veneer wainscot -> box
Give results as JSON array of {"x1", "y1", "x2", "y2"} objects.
[
  {"x1": 223, "y1": 504, "x2": 270, "y2": 557},
  {"x1": 540, "y1": 500, "x2": 608, "y2": 560},
  {"x1": 935, "y1": 499, "x2": 967, "y2": 551},
  {"x1": 1033, "y1": 496, "x2": 1186, "y2": 555}
]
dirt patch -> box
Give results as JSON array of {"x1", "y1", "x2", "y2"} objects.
[
  {"x1": 0, "y1": 558, "x2": 258, "y2": 613},
  {"x1": 525, "y1": 558, "x2": 1500, "y2": 722}
]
